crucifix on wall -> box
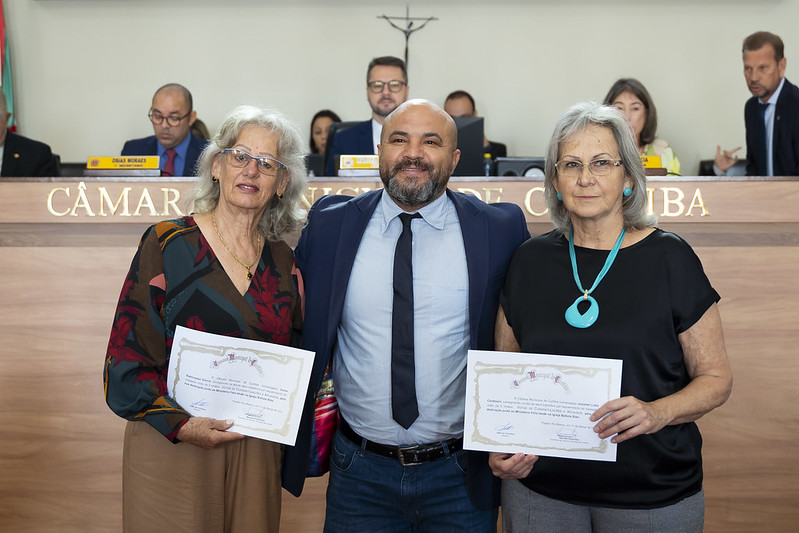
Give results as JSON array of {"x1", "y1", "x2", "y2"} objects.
[{"x1": 378, "y1": 5, "x2": 437, "y2": 68}]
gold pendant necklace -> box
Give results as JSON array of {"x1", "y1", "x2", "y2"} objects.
[{"x1": 211, "y1": 212, "x2": 262, "y2": 280}]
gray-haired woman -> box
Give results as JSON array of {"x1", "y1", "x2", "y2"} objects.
[
  {"x1": 104, "y1": 105, "x2": 306, "y2": 532},
  {"x1": 489, "y1": 102, "x2": 732, "y2": 532}
]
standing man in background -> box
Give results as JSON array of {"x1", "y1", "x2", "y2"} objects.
[
  {"x1": 122, "y1": 83, "x2": 207, "y2": 176},
  {"x1": 0, "y1": 91, "x2": 56, "y2": 177},
  {"x1": 325, "y1": 56, "x2": 409, "y2": 176},
  {"x1": 715, "y1": 31, "x2": 799, "y2": 176}
]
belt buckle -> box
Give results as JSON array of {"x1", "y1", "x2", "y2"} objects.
[{"x1": 397, "y1": 445, "x2": 423, "y2": 466}]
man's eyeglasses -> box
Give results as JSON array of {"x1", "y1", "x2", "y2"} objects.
[
  {"x1": 555, "y1": 158, "x2": 623, "y2": 179},
  {"x1": 222, "y1": 149, "x2": 286, "y2": 176},
  {"x1": 367, "y1": 80, "x2": 407, "y2": 93},
  {"x1": 148, "y1": 111, "x2": 192, "y2": 127}
]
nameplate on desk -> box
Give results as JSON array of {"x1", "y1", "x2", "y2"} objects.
[
  {"x1": 87, "y1": 156, "x2": 160, "y2": 169},
  {"x1": 641, "y1": 155, "x2": 662, "y2": 169},
  {"x1": 339, "y1": 154, "x2": 378, "y2": 170}
]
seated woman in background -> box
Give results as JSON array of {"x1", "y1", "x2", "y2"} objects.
[
  {"x1": 309, "y1": 109, "x2": 341, "y2": 154},
  {"x1": 604, "y1": 78, "x2": 680, "y2": 176}
]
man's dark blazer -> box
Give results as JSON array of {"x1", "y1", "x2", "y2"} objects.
[
  {"x1": 745, "y1": 77, "x2": 799, "y2": 176},
  {"x1": 325, "y1": 120, "x2": 374, "y2": 176},
  {"x1": 121, "y1": 133, "x2": 207, "y2": 176},
  {"x1": 2, "y1": 130, "x2": 56, "y2": 177},
  {"x1": 282, "y1": 189, "x2": 531, "y2": 510}
]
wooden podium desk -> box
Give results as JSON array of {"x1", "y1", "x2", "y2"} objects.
[{"x1": 1, "y1": 176, "x2": 797, "y2": 532}]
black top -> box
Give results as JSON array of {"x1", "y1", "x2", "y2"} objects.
[{"x1": 500, "y1": 228, "x2": 719, "y2": 509}]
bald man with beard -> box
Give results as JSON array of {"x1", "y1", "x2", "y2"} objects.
[{"x1": 284, "y1": 99, "x2": 530, "y2": 532}]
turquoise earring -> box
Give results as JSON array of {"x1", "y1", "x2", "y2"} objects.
[
  {"x1": 623, "y1": 187, "x2": 632, "y2": 197},
  {"x1": 557, "y1": 192, "x2": 563, "y2": 201}
]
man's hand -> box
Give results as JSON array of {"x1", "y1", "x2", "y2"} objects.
[{"x1": 715, "y1": 145, "x2": 742, "y2": 172}]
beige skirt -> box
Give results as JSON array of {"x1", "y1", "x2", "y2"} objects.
[{"x1": 122, "y1": 420, "x2": 281, "y2": 533}]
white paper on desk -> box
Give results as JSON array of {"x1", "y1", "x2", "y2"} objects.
[
  {"x1": 464, "y1": 350, "x2": 622, "y2": 462},
  {"x1": 167, "y1": 325, "x2": 314, "y2": 445}
]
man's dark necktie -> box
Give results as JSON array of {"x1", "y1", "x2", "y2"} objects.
[
  {"x1": 756, "y1": 102, "x2": 769, "y2": 176},
  {"x1": 163, "y1": 148, "x2": 177, "y2": 177},
  {"x1": 391, "y1": 212, "x2": 422, "y2": 429}
]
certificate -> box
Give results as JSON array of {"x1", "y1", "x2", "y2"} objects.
[
  {"x1": 167, "y1": 325, "x2": 315, "y2": 446},
  {"x1": 464, "y1": 350, "x2": 622, "y2": 461}
]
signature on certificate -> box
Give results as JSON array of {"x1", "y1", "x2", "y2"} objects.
[
  {"x1": 191, "y1": 399, "x2": 209, "y2": 411},
  {"x1": 495, "y1": 422, "x2": 516, "y2": 436}
]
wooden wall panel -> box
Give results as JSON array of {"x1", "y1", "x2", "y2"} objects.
[
  {"x1": 0, "y1": 245, "x2": 331, "y2": 532},
  {"x1": 1, "y1": 178, "x2": 797, "y2": 532},
  {"x1": 694, "y1": 246, "x2": 799, "y2": 533},
  {"x1": 0, "y1": 247, "x2": 130, "y2": 532}
]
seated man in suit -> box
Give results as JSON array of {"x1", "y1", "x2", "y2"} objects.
[
  {"x1": 444, "y1": 90, "x2": 507, "y2": 159},
  {"x1": 325, "y1": 56, "x2": 409, "y2": 176},
  {"x1": 284, "y1": 99, "x2": 530, "y2": 531},
  {"x1": 715, "y1": 31, "x2": 799, "y2": 176},
  {"x1": 0, "y1": 92, "x2": 57, "y2": 177},
  {"x1": 121, "y1": 83, "x2": 207, "y2": 176}
]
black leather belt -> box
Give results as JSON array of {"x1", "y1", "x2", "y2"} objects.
[{"x1": 339, "y1": 419, "x2": 463, "y2": 466}]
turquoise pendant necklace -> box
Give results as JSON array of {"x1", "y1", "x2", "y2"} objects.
[{"x1": 564, "y1": 227, "x2": 626, "y2": 329}]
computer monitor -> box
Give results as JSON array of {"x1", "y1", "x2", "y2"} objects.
[
  {"x1": 304, "y1": 154, "x2": 325, "y2": 177},
  {"x1": 452, "y1": 116, "x2": 485, "y2": 176}
]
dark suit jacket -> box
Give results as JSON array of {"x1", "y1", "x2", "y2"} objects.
[
  {"x1": 745, "y1": 77, "x2": 799, "y2": 176},
  {"x1": 282, "y1": 189, "x2": 530, "y2": 510},
  {"x1": 121, "y1": 134, "x2": 207, "y2": 176},
  {"x1": 325, "y1": 120, "x2": 374, "y2": 176},
  {"x1": 2, "y1": 130, "x2": 56, "y2": 177}
]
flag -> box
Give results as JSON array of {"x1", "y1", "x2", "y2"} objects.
[{"x1": 0, "y1": 0, "x2": 13, "y2": 130}]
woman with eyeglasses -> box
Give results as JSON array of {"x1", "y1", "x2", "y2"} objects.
[
  {"x1": 604, "y1": 77, "x2": 681, "y2": 176},
  {"x1": 104, "y1": 105, "x2": 306, "y2": 532},
  {"x1": 489, "y1": 102, "x2": 732, "y2": 532}
]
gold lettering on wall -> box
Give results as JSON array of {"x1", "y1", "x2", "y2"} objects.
[
  {"x1": 46, "y1": 182, "x2": 184, "y2": 217},
  {"x1": 162, "y1": 188, "x2": 184, "y2": 217},
  {"x1": 454, "y1": 187, "x2": 504, "y2": 204},
  {"x1": 301, "y1": 187, "x2": 375, "y2": 208},
  {"x1": 686, "y1": 188, "x2": 710, "y2": 216},
  {"x1": 70, "y1": 182, "x2": 95, "y2": 217},
  {"x1": 47, "y1": 187, "x2": 70, "y2": 216},
  {"x1": 483, "y1": 187, "x2": 503, "y2": 204},
  {"x1": 646, "y1": 187, "x2": 656, "y2": 217},
  {"x1": 644, "y1": 187, "x2": 709, "y2": 218},
  {"x1": 98, "y1": 187, "x2": 132, "y2": 216},
  {"x1": 524, "y1": 187, "x2": 548, "y2": 217},
  {"x1": 335, "y1": 186, "x2": 372, "y2": 198},
  {"x1": 660, "y1": 187, "x2": 686, "y2": 217},
  {"x1": 302, "y1": 187, "x2": 334, "y2": 209},
  {"x1": 42, "y1": 182, "x2": 710, "y2": 220},
  {"x1": 456, "y1": 187, "x2": 483, "y2": 200},
  {"x1": 133, "y1": 188, "x2": 157, "y2": 217}
]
